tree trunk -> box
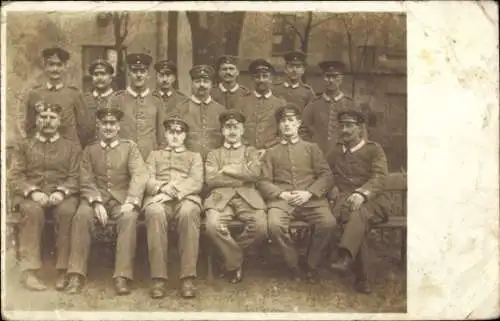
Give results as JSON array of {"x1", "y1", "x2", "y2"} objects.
[
  {"x1": 167, "y1": 12, "x2": 178, "y2": 64},
  {"x1": 223, "y1": 12, "x2": 245, "y2": 55}
]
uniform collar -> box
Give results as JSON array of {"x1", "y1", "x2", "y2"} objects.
[
  {"x1": 342, "y1": 139, "x2": 366, "y2": 154},
  {"x1": 92, "y1": 88, "x2": 114, "y2": 98},
  {"x1": 100, "y1": 139, "x2": 120, "y2": 149},
  {"x1": 127, "y1": 86, "x2": 150, "y2": 98},
  {"x1": 46, "y1": 82, "x2": 64, "y2": 91},
  {"x1": 191, "y1": 95, "x2": 212, "y2": 105},
  {"x1": 165, "y1": 145, "x2": 186, "y2": 153},
  {"x1": 219, "y1": 83, "x2": 240, "y2": 93},
  {"x1": 223, "y1": 141, "x2": 242, "y2": 149},
  {"x1": 280, "y1": 136, "x2": 300, "y2": 145},
  {"x1": 159, "y1": 89, "x2": 173, "y2": 97},
  {"x1": 323, "y1": 92, "x2": 344, "y2": 102},
  {"x1": 284, "y1": 82, "x2": 300, "y2": 89},
  {"x1": 254, "y1": 90, "x2": 272, "y2": 99},
  {"x1": 35, "y1": 132, "x2": 60, "y2": 143}
]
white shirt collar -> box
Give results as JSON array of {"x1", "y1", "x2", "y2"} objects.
[
  {"x1": 219, "y1": 83, "x2": 240, "y2": 93},
  {"x1": 284, "y1": 82, "x2": 300, "y2": 89},
  {"x1": 342, "y1": 139, "x2": 366, "y2": 154},
  {"x1": 100, "y1": 139, "x2": 120, "y2": 149},
  {"x1": 323, "y1": 92, "x2": 344, "y2": 102},
  {"x1": 159, "y1": 90, "x2": 173, "y2": 97},
  {"x1": 165, "y1": 145, "x2": 186, "y2": 153},
  {"x1": 35, "y1": 132, "x2": 60, "y2": 143},
  {"x1": 223, "y1": 141, "x2": 242, "y2": 149},
  {"x1": 191, "y1": 95, "x2": 212, "y2": 105},
  {"x1": 127, "y1": 87, "x2": 150, "y2": 98},
  {"x1": 92, "y1": 88, "x2": 114, "y2": 98},
  {"x1": 280, "y1": 136, "x2": 300, "y2": 145},
  {"x1": 46, "y1": 82, "x2": 64, "y2": 91},
  {"x1": 254, "y1": 90, "x2": 272, "y2": 99}
]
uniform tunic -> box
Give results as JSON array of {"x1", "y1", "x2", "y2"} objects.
[
  {"x1": 302, "y1": 92, "x2": 354, "y2": 155},
  {"x1": 9, "y1": 133, "x2": 81, "y2": 271},
  {"x1": 236, "y1": 91, "x2": 287, "y2": 149},
  {"x1": 204, "y1": 143, "x2": 267, "y2": 271},
  {"x1": 170, "y1": 96, "x2": 226, "y2": 159},
  {"x1": 23, "y1": 83, "x2": 93, "y2": 147},
  {"x1": 211, "y1": 83, "x2": 250, "y2": 110},
  {"x1": 83, "y1": 88, "x2": 114, "y2": 143},
  {"x1": 107, "y1": 87, "x2": 166, "y2": 160},
  {"x1": 153, "y1": 89, "x2": 187, "y2": 116},
  {"x1": 259, "y1": 138, "x2": 336, "y2": 270},
  {"x1": 143, "y1": 146, "x2": 203, "y2": 280}
]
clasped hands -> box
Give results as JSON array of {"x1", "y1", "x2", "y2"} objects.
[
  {"x1": 279, "y1": 190, "x2": 313, "y2": 207},
  {"x1": 147, "y1": 183, "x2": 178, "y2": 206},
  {"x1": 31, "y1": 191, "x2": 64, "y2": 208},
  {"x1": 92, "y1": 202, "x2": 136, "y2": 227}
]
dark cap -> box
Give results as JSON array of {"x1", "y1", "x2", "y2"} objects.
[
  {"x1": 219, "y1": 110, "x2": 246, "y2": 125},
  {"x1": 274, "y1": 103, "x2": 302, "y2": 122},
  {"x1": 154, "y1": 59, "x2": 177, "y2": 74},
  {"x1": 248, "y1": 59, "x2": 275, "y2": 74},
  {"x1": 35, "y1": 102, "x2": 62, "y2": 115},
  {"x1": 215, "y1": 55, "x2": 238, "y2": 70},
  {"x1": 283, "y1": 50, "x2": 307, "y2": 64},
  {"x1": 96, "y1": 107, "x2": 124, "y2": 121},
  {"x1": 89, "y1": 59, "x2": 114, "y2": 75},
  {"x1": 189, "y1": 65, "x2": 215, "y2": 80},
  {"x1": 318, "y1": 60, "x2": 346, "y2": 74},
  {"x1": 42, "y1": 47, "x2": 70, "y2": 62},
  {"x1": 163, "y1": 116, "x2": 189, "y2": 133},
  {"x1": 126, "y1": 53, "x2": 153, "y2": 70},
  {"x1": 337, "y1": 108, "x2": 366, "y2": 124}
]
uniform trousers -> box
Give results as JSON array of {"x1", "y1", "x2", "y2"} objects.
[
  {"x1": 67, "y1": 199, "x2": 139, "y2": 280},
  {"x1": 143, "y1": 199, "x2": 201, "y2": 280},
  {"x1": 205, "y1": 196, "x2": 268, "y2": 272},
  {"x1": 18, "y1": 196, "x2": 79, "y2": 272},
  {"x1": 268, "y1": 204, "x2": 336, "y2": 270}
]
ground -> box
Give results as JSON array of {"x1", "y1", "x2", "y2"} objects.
[{"x1": 2, "y1": 228, "x2": 406, "y2": 313}]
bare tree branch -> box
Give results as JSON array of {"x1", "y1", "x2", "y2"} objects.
[
  {"x1": 310, "y1": 15, "x2": 338, "y2": 30},
  {"x1": 282, "y1": 16, "x2": 304, "y2": 43},
  {"x1": 121, "y1": 12, "x2": 129, "y2": 41}
]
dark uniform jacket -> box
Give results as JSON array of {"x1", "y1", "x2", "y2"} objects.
[
  {"x1": 258, "y1": 138, "x2": 334, "y2": 211},
  {"x1": 211, "y1": 83, "x2": 250, "y2": 110},
  {"x1": 24, "y1": 83, "x2": 93, "y2": 147},
  {"x1": 302, "y1": 92, "x2": 354, "y2": 155},
  {"x1": 152, "y1": 89, "x2": 187, "y2": 116},
  {"x1": 9, "y1": 133, "x2": 81, "y2": 207},
  {"x1": 144, "y1": 146, "x2": 204, "y2": 207},
  {"x1": 80, "y1": 139, "x2": 148, "y2": 207},
  {"x1": 236, "y1": 91, "x2": 287, "y2": 149},
  {"x1": 83, "y1": 88, "x2": 115, "y2": 143},
  {"x1": 204, "y1": 143, "x2": 265, "y2": 211},
  {"x1": 107, "y1": 87, "x2": 166, "y2": 160}
]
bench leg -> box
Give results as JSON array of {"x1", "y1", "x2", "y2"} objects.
[
  {"x1": 400, "y1": 228, "x2": 407, "y2": 267},
  {"x1": 206, "y1": 243, "x2": 214, "y2": 281}
]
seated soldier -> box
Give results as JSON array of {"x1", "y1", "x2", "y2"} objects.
[
  {"x1": 142, "y1": 117, "x2": 204, "y2": 299},
  {"x1": 204, "y1": 111, "x2": 268, "y2": 284},
  {"x1": 10, "y1": 103, "x2": 81, "y2": 291},
  {"x1": 327, "y1": 108, "x2": 390, "y2": 294},
  {"x1": 65, "y1": 107, "x2": 148, "y2": 296},
  {"x1": 258, "y1": 104, "x2": 336, "y2": 283}
]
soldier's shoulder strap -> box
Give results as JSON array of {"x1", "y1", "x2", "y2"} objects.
[
  {"x1": 67, "y1": 84, "x2": 81, "y2": 91},
  {"x1": 119, "y1": 138, "x2": 136, "y2": 146},
  {"x1": 239, "y1": 85, "x2": 250, "y2": 94}
]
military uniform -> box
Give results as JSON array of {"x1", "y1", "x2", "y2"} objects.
[
  {"x1": 83, "y1": 88, "x2": 114, "y2": 142},
  {"x1": 9, "y1": 131, "x2": 81, "y2": 274},
  {"x1": 273, "y1": 81, "x2": 315, "y2": 112},
  {"x1": 211, "y1": 83, "x2": 250, "y2": 110},
  {"x1": 67, "y1": 137, "x2": 148, "y2": 281},
  {"x1": 153, "y1": 89, "x2": 187, "y2": 116}
]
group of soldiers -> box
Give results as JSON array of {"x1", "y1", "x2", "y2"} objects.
[{"x1": 10, "y1": 45, "x2": 390, "y2": 300}]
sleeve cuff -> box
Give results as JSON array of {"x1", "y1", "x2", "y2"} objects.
[
  {"x1": 125, "y1": 196, "x2": 141, "y2": 207},
  {"x1": 56, "y1": 186, "x2": 71, "y2": 197},
  {"x1": 355, "y1": 188, "x2": 371, "y2": 198},
  {"x1": 87, "y1": 196, "x2": 103, "y2": 205},
  {"x1": 154, "y1": 182, "x2": 167, "y2": 195},
  {"x1": 24, "y1": 186, "x2": 41, "y2": 198}
]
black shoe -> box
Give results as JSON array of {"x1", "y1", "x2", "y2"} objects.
[
  {"x1": 55, "y1": 270, "x2": 69, "y2": 291},
  {"x1": 330, "y1": 254, "x2": 353, "y2": 275},
  {"x1": 66, "y1": 274, "x2": 84, "y2": 295},
  {"x1": 354, "y1": 279, "x2": 372, "y2": 294},
  {"x1": 229, "y1": 266, "x2": 243, "y2": 284},
  {"x1": 149, "y1": 279, "x2": 166, "y2": 299},
  {"x1": 180, "y1": 277, "x2": 196, "y2": 298},
  {"x1": 114, "y1": 277, "x2": 131, "y2": 296}
]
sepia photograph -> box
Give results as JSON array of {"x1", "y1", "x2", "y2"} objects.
[{"x1": 0, "y1": 1, "x2": 496, "y2": 320}]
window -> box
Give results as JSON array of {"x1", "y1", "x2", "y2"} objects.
[
  {"x1": 271, "y1": 14, "x2": 296, "y2": 56},
  {"x1": 81, "y1": 45, "x2": 127, "y2": 92}
]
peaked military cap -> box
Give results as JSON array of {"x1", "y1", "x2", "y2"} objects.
[
  {"x1": 337, "y1": 108, "x2": 366, "y2": 124},
  {"x1": 36, "y1": 102, "x2": 63, "y2": 115},
  {"x1": 96, "y1": 107, "x2": 124, "y2": 121},
  {"x1": 219, "y1": 110, "x2": 246, "y2": 125},
  {"x1": 89, "y1": 59, "x2": 114, "y2": 75},
  {"x1": 42, "y1": 47, "x2": 70, "y2": 62},
  {"x1": 126, "y1": 53, "x2": 153, "y2": 70},
  {"x1": 274, "y1": 103, "x2": 302, "y2": 122},
  {"x1": 283, "y1": 50, "x2": 307, "y2": 64},
  {"x1": 248, "y1": 59, "x2": 275, "y2": 74},
  {"x1": 215, "y1": 55, "x2": 238, "y2": 70},
  {"x1": 318, "y1": 60, "x2": 346, "y2": 74},
  {"x1": 163, "y1": 116, "x2": 189, "y2": 132},
  {"x1": 189, "y1": 64, "x2": 215, "y2": 80},
  {"x1": 154, "y1": 59, "x2": 177, "y2": 74}
]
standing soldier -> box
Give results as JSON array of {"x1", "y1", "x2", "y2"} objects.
[
  {"x1": 83, "y1": 59, "x2": 116, "y2": 143},
  {"x1": 65, "y1": 107, "x2": 148, "y2": 296},
  {"x1": 107, "y1": 53, "x2": 165, "y2": 160},
  {"x1": 211, "y1": 55, "x2": 250, "y2": 110},
  {"x1": 10, "y1": 103, "x2": 81, "y2": 291},
  {"x1": 22, "y1": 46, "x2": 93, "y2": 147},
  {"x1": 302, "y1": 60, "x2": 354, "y2": 155},
  {"x1": 204, "y1": 111, "x2": 268, "y2": 284},
  {"x1": 153, "y1": 59, "x2": 187, "y2": 115},
  {"x1": 170, "y1": 65, "x2": 226, "y2": 159},
  {"x1": 237, "y1": 59, "x2": 287, "y2": 150},
  {"x1": 143, "y1": 117, "x2": 204, "y2": 299},
  {"x1": 259, "y1": 104, "x2": 336, "y2": 283},
  {"x1": 327, "y1": 108, "x2": 390, "y2": 294}
]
